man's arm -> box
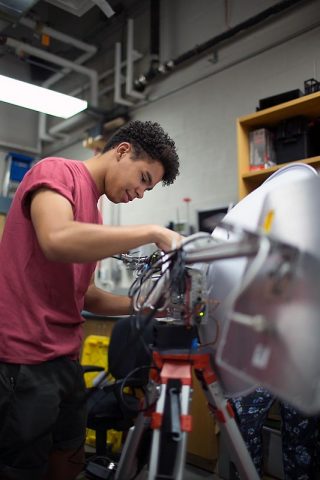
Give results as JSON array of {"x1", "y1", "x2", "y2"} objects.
[
  {"x1": 30, "y1": 189, "x2": 181, "y2": 262},
  {"x1": 84, "y1": 277, "x2": 132, "y2": 316}
]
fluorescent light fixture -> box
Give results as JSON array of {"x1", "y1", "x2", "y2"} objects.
[{"x1": 0, "y1": 74, "x2": 88, "y2": 118}]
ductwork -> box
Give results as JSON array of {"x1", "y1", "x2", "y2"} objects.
[
  {"x1": 113, "y1": 1, "x2": 161, "y2": 106},
  {"x1": 114, "y1": 42, "x2": 134, "y2": 107},
  {"x1": 5, "y1": 36, "x2": 99, "y2": 105},
  {"x1": 1, "y1": 16, "x2": 142, "y2": 143},
  {"x1": 16, "y1": 17, "x2": 99, "y2": 142},
  {"x1": 114, "y1": 18, "x2": 148, "y2": 107},
  {"x1": 19, "y1": 16, "x2": 97, "y2": 55},
  {"x1": 133, "y1": 0, "x2": 308, "y2": 91},
  {"x1": 46, "y1": 47, "x2": 143, "y2": 138},
  {"x1": 125, "y1": 19, "x2": 145, "y2": 100}
]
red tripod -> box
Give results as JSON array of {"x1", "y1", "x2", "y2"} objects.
[{"x1": 115, "y1": 323, "x2": 259, "y2": 480}]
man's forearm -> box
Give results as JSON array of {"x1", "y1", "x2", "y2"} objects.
[
  {"x1": 84, "y1": 287, "x2": 133, "y2": 316},
  {"x1": 42, "y1": 222, "x2": 161, "y2": 263}
]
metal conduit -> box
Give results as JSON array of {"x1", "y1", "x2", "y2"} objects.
[
  {"x1": 19, "y1": 19, "x2": 99, "y2": 141},
  {"x1": 19, "y1": 17, "x2": 97, "y2": 54},
  {"x1": 134, "y1": 0, "x2": 308, "y2": 91}
]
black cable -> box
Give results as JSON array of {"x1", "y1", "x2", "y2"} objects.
[
  {"x1": 85, "y1": 243, "x2": 205, "y2": 459},
  {"x1": 100, "y1": 240, "x2": 209, "y2": 404},
  {"x1": 130, "y1": 249, "x2": 180, "y2": 302},
  {"x1": 119, "y1": 364, "x2": 161, "y2": 414}
]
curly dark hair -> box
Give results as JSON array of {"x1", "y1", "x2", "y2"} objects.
[{"x1": 102, "y1": 120, "x2": 180, "y2": 185}]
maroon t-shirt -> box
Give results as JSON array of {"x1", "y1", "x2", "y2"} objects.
[{"x1": 0, "y1": 157, "x2": 102, "y2": 363}]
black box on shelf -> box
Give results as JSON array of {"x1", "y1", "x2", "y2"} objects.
[
  {"x1": 257, "y1": 89, "x2": 303, "y2": 111},
  {"x1": 304, "y1": 78, "x2": 320, "y2": 95},
  {"x1": 308, "y1": 118, "x2": 320, "y2": 156},
  {"x1": 274, "y1": 116, "x2": 311, "y2": 164}
]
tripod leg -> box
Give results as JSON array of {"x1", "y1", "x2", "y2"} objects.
[
  {"x1": 115, "y1": 412, "x2": 150, "y2": 480},
  {"x1": 148, "y1": 377, "x2": 192, "y2": 479},
  {"x1": 148, "y1": 382, "x2": 167, "y2": 479},
  {"x1": 198, "y1": 372, "x2": 259, "y2": 480}
]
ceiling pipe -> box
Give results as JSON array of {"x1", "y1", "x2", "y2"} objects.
[
  {"x1": 44, "y1": 15, "x2": 147, "y2": 137},
  {"x1": 5, "y1": 37, "x2": 99, "y2": 105},
  {"x1": 19, "y1": 17, "x2": 97, "y2": 54},
  {"x1": 141, "y1": 0, "x2": 161, "y2": 84},
  {"x1": 42, "y1": 51, "x2": 95, "y2": 89},
  {"x1": 46, "y1": 51, "x2": 142, "y2": 138},
  {"x1": 39, "y1": 113, "x2": 55, "y2": 141},
  {"x1": 114, "y1": 42, "x2": 134, "y2": 106},
  {"x1": 125, "y1": 19, "x2": 145, "y2": 99},
  {"x1": 38, "y1": 50, "x2": 96, "y2": 141},
  {"x1": 91, "y1": 0, "x2": 115, "y2": 18},
  {"x1": 69, "y1": 50, "x2": 143, "y2": 100},
  {"x1": 150, "y1": 0, "x2": 160, "y2": 61},
  {"x1": 133, "y1": 0, "x2": 308, "y2": 91},
  {"x1": 38, "y1": 51, "x2": 99, "y2": 142},
  {"x1": 48, "y1": 113, "x2": 94, "y2": 136},
  {"x1": 19, "y1": 18, "x2": 99, "y2": 142},
  {"x1": 114, "y1": 17, "x2": 147, "y2": 106}
]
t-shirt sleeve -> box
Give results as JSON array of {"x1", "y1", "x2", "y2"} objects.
[{"x1": 20, "y1": 158, "x2": 76, "y2": 218}]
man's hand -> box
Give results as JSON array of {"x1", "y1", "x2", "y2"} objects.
[{"x1": 152, "y1": 225, "x2": 183, "y2": 252}]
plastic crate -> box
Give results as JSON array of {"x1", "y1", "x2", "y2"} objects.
[
  {"x1": 81, "y1": 335, "x2": 123, "y2": 452},
  {"x1": 7, "y1": 152, "x2": 34, "y2": 182},
  {"x1": 81, "y1": 335, "x2": 110, "y2": 387}
]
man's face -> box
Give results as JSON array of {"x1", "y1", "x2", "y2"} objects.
[{"x1": 105, "y1": 146, "x2": 164, "y2": 204}]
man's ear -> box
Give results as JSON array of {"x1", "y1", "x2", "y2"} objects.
[{"x1": 116, "y1": 142, "x2": 131, "y2": 159}]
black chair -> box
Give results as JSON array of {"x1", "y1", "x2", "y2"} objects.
[{"x1": 84, "y1": 315, "x2": 155, "y2": 457}]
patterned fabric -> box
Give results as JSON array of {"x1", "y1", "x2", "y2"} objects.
[{"x1": 231, "y1": 387, "x2": 319, "y2": 479}]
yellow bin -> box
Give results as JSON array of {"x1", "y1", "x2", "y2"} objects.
[{"x1": 81, "y1": 335, "x2": 122, "y2": 452}]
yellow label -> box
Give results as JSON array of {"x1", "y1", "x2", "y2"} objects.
[{"x1": 263, "y1": 209, "x2": 275, "y2": 233}]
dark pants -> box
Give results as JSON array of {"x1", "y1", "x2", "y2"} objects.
[
  {"x1": 231, "y1": 387, "x2": 319, "y2": 480},
  {"x1": 0, "y1": 357, "x2": 87, "y2": 480}
]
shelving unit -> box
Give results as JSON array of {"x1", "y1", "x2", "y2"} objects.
[{"x1": 237, "y1": 91, "x2": 320, "y2": 199}]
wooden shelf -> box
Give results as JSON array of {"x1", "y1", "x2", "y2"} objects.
[
  {"x1": 237, "y1": 92, "x2": 320, "y2": 198},
  {"x1": 242, "y1": 155, "x2": 320, "y2": 179},
  {"x1": 238, "y1": 91, "x2": 320, "y2": 128}
]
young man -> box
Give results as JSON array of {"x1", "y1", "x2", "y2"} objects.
[{"x1": 0, "y1": 120, "x2": 182, "y2": 480}]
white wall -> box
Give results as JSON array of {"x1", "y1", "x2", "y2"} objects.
[{"x1": 117, "y1": 0, "x2": 320, "y2": 231}]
